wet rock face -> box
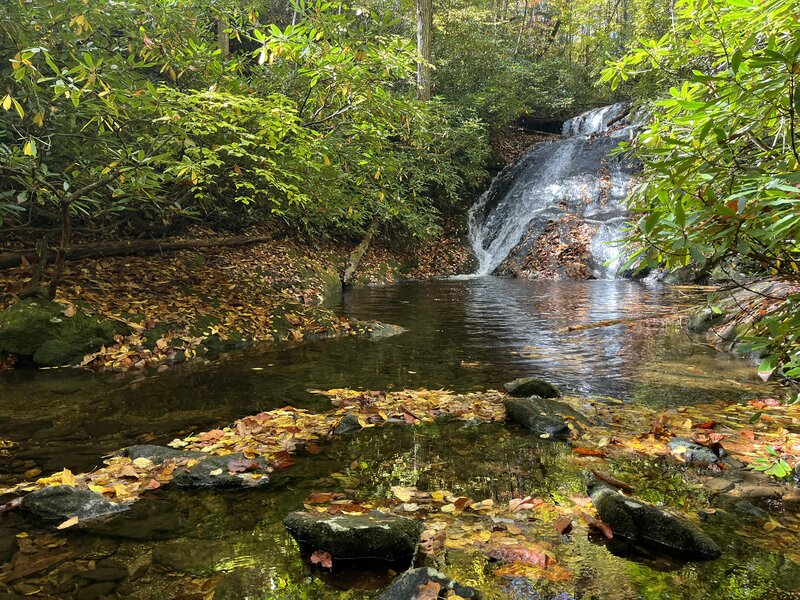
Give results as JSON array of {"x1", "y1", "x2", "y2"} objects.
[
  {"x1": 283, "y1": 511, "x2": 423, "y2": 569},
  {"x1": 21, "y1": 485, "x2": 129, "y2": 524},
  {"x1": 378, "y1": 567, "x2": 483, "y2": 600},
  {"x1": 589, "y1": 484, "x2": 721, "y2": 559},
  {"x1": 504, "y1": 376, "x2": 561, "y2": 398},
  {"x1": 504, "y1": 397, "x2": 586, "y2": 438},
  {"x1": 119, "y1": 445, "x2": 270, "y2": 489},
  {"x1": 0, "y1": 299, "x2": 129, "y2": 366}
]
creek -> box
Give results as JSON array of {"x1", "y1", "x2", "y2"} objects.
[{"x1": 1, "y1": 279, "x2": 799, "y2": 599}]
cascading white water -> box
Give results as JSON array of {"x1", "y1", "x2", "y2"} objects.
[{"x1": 467, "y1": 103, "x2": 637, "y2": 279}]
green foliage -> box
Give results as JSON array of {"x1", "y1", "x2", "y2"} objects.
[
  {"x1": 0, "y1": 0, "x2": 489, "y2": 242},
  {"x1": 602, "y1": 0, "x2": 800, "y2": 375},
  {"x1": 751, "y1": 445, "x2": 793, "y2": 479}
]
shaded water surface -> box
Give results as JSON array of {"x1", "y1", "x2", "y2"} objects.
[{"x1": 1, "y1": 279, "x2": 798, "y2": 599}]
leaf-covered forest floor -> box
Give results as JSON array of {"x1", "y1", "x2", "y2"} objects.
[
  {"x1": 2, "y1": 387, "x2": 800, "y2": 596},
  {"x1": 0, "y1": 227, "x2": 470, "y2": 373}
]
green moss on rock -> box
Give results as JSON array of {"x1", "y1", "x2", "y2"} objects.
[{"x1": 0, "y1": 299, "x2": 129, "y2": 366}]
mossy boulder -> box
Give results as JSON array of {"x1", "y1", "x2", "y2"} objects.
[{"x1": 0, "y1": 299, "x2": 129, "y2": 366}]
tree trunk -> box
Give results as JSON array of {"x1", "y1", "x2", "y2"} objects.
[
  {"x1": 47, "y1": 200, "x2": 71, "y2": 299},
  {"x1": 342, "y1": 218, "x2": 379, "y2": 288},
  {"x1": 216, "y1": 19, "x2": 230, "y2": 57},
  {"x1": 416, "y1": 0, "x2": 433, "y2": 101},
  {"x1": 0, "y1": 234, "x2": 273, "y2": 272}
]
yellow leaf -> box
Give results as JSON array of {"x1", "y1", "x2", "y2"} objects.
[
  {"x1": 1, "y1": 95, "x2": 10, "y2": 110},
  {"x1": 23, "y1": 140, "x2": 36, "y2": 157},
  {"x1": 61, "y1": 468, "x2": 76, "y2": 486},
  {"x1": 56, "y1": 516, "x2": 79, "y2": 530},
  {"x1": 209, "y1": 468, "x2": 223, "y2": 476},
  {"x1": 763, "y1": 520, "x2": 780, "y2": 532},
  {"x1": 441, "y1": 503, "x2": 456, "y2": 513},
  {"x1": 132, "y1": 457, "x2": 153, "y2": 469},
  {"x1": 390, "y1": 486, "x2": 415, "y2": 502}
]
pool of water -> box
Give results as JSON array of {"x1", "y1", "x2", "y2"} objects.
[{"x1": 1, "y1": 279, "x2": 797, "y2": 599}]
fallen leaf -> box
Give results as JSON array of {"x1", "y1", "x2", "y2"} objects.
[
  {"x1": 573, "y1": 447, "x2": 607, "y2": 457},
  {"x1": 56, "y1": 516, "x2": 79, "y2": 530},
  {"x1": 310, "y1": 550, "x2": 332, "y2": 568},
  {"x1": 553, "y1": 516, "x2": 573, "y2": 534}
]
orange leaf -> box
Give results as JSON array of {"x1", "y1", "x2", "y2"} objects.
[{"x1": 573, "y1": 447, "x2": 607, "y2": 457}]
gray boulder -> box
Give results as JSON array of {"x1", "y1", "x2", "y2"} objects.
[
  {"x1": 283, "y1": 511, "x2": 423, "y2": 568},
  {"x1": 504, "y1": 377, "x2": 561, "y2": 398},
  {"x1": 504, "y1": 397, "x2": 586, "y2": 438},
  {"x1": 378, "y1": 567, "x2": 483, "y2": 600},
  {"x1": 0, "y1": 299, "x2": 128, "y2": 366},
  {"x1": 21, "y1": 485, "x2": 128, "y2": 524},
  {"x1": 589, "y1": 484, "x2": 721, "y2": 559}
]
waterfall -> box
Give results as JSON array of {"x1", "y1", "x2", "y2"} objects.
[{"x1": 468, "y1": 103, "x2": 638, "y2": 279}]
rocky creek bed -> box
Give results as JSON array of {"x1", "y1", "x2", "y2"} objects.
[{"x1": 1, "y1": 279, "x2": 799, "y2": 599}]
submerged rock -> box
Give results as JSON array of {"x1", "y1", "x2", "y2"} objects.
[
  {"x1": 504, "y1": 377, "x2": 561, "y2": 398},
  {"x1": 378, "y1": 567, "x2": 483, "y2": 600},
  {"x1": 504, "y1": 397, "x2": 585, "y2": 438},
  {"x1": 589, "y1": 484, "x2": 721, "y2": 559},
  {"x1": 0, "y1": 299, "x2": 128, "y2": 366},
  {"x1": 21, "y1": 485, "x2": 129, "y2": 524},
  {"x1": 354, "y1": 321, "x2": 408, "y2": 340},
  {"x1": 283, "y1": 511, "x2": 423, "y2": 568},
  {"x1": 668, "y1": 437, "x2": 722, "y2": 464}
]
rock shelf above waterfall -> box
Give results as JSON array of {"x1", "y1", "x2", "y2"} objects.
[{"x1": 468, "y1": 102, "x2": 638, "y2": 279}]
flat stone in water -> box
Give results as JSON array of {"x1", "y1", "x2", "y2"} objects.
[
  {"x1": 668, "y1": 437, "x2": 720, "y2": 464},
  {"x1": 120, "y1": 445, "x2": 270, "y2": 489},
  {"x1": 378, "y1": 567, "x2": 483, "y2": 600},
  {"x1": 21, "y1": 485, "x2": 128, "y2": 524},
  {"x1": 590, "y1": 484, "x2": 721, "y2": 559},
  {"x1": 283, "y1": 510, "x2": 423, "y2": 568},
  {"x1": 171, "y1": 453, "x2": 270, "y2": 489},
  {"x1": 504, "y1": 397, "x2": 586, "y2": 438},
  {"x1": 503, "y1": 376, "x2": 561, "y2": 398}
]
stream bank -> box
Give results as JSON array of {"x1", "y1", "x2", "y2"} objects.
[{"x1": 0, "y1": 229, "x2": 470, "y2": 372}]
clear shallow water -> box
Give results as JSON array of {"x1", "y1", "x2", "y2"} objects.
[{"x1": 0, "y1": 279, "x2": 797, "y2": 599}]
